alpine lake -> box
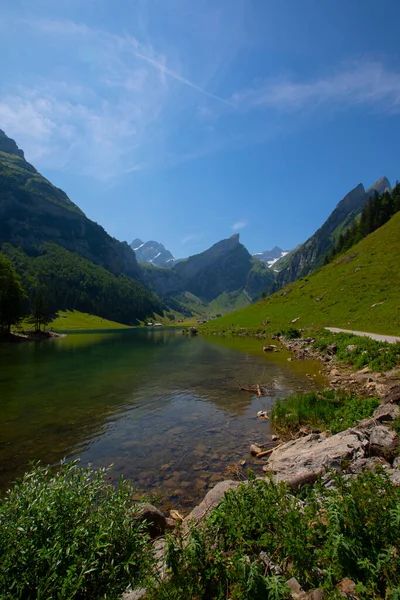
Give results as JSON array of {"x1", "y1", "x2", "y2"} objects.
[{"x1": 0, "y1": 328, "x2": 325, "y2": 512}]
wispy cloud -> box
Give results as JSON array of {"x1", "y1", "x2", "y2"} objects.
[
  {"x1": 3, "y1": 13, "x2": 400, "y2": 181},
  {"x1": 0, "y1": 16, "x2": 233, "y2": 178},
  {"x1": 232, "y1": 220, "x2": 247, "y2": 231},
  {"x1": 30, "y1": 17, "x2": 230, "y2": 104},
  {"x1": 0, "y1": 89, "x2": 144, "y2": 177},
  {"x1": 232, "y1": 61, "x2": 400, "y2": 114},
  {"x1": 181, "y1": 233, "x2": 203, "y2": 244}
]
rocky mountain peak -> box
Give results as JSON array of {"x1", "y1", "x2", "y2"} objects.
[
  {"x1": 253, "y1": 246, "x2": 289, "y2": 267},
  {"x1": 0, "y1": 129, "x2": 25, "y2": 159},
  {"x1": 130, "y1": 238, "x2": 176, "y2": 268},
  {"x1": 131, "y1": 238, "x2": 144, "y2": 250},
  {"x1": 366, "y1": 176, "x2": 391, "y2": 196}
]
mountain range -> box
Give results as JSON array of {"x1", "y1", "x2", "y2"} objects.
[
  {"x1": 0, "y1": 127, "x2": 394, "y2": 324},
  {"x1": 142, "y1": 234, "x2": 276, "y2": 304}
]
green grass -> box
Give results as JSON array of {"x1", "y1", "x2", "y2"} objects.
[
  {"x1": 148, "y1": 472, "x2": 400, "y2": 599},
  {"x1": 47, "y1": 310, "x2": 130, "y2": 331},
  {"x1": 270, "y1": 390, "x2": 379, "y2": 437},
  {"x1": 201, "y1": 211, "x2": 400, "y2": 336},
  {"x1": 0, "y1": 461, "x2": 152, "y2": 599},
  {"x1": 312, "y1": 330, "x2": 400, "y2": 372}
]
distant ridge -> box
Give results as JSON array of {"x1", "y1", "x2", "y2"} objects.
[
  {"x1": 253, "y1": 246, "x2": 289, "y2": 268},
  {"x1": 130, "y1": 238, "x2": 177, "y2": 268}
]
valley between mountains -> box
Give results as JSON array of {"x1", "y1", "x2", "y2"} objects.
[
  {"x1": 1, "y1": 127, "x2": 400, "y2": 600},
  {"x1": 1, "y1": 127, "x2": 398, "y2": 332}
]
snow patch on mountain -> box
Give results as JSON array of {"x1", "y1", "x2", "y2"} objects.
[{"x1": 253, "y1": 247, "x2": 289, "y2": 268}]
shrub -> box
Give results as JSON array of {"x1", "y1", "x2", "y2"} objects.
[
  {"x1": 0, "y1": 461, "x2": 152, "y2": 599},
  {"x1": 270, "y1": 389, "x2": 379, "y2": 436},
  {"x1": 148, "y1": 472, "x2": 400, "y2": 599},
  {"x1": 277, "y1": 327, "x2": 301, "y2": 339}
]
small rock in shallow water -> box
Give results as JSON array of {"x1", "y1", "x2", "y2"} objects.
[{"x1": 250, "y1": 444, "x2": 262, "y2": 456}]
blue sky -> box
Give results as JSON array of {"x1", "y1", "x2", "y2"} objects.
[{"x1": 1, "y1": 0, "x2": 400, "y2": 258}]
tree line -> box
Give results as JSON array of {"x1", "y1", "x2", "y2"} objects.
[
  {"x1": 325, "y1": 183, "x2": 400, "y2": 264},
  {"x1": 0, "y1": 242, "x2": 162, "y2": 333}
]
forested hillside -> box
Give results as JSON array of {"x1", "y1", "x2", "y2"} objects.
[
  {"x1": 326, "y1": 183, "x2": 400, "y2": 262},
  {"x1": 1, "y1": 244, "x2": 161, "y2": 326}
]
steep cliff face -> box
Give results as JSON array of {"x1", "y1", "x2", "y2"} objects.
[
  {"x1": 0, "y1": 130, "x2": 140, "y2": 279},
  {"x1": 143, "y1": 234, "x2": 276, "y2": 302},
  {"x1": 276, "y1": 178, "x2": 390, "y2": 287}
]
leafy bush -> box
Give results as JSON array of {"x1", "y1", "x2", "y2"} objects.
[
  {"x1": 270, "y1": 389, "x2": 379, "y2": 436},
  {"x1": 312, "y1": 330, "x2": 400, "y2": 372},
  {"x1": 0, "y1": 461, "x2": 152, "y2": 599},
  {"x1": 148, "y1": 472, "x2": 400, "y2": 599},
  {"x1": 277, "y1": 327, "x2": 301, "y2": 339}
]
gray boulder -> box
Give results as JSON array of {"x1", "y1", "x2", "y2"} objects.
[
  {"x1": 184, "y1": 480, "x2": 239, "y2": 527},
  {"x1": 369, "y1": 425, "x2": 398, "y2": 458},
  {"x1": 348, "y1": 456, "x2": 391, "y2": 474},
  {"x1": 383, "y1": 385, "x2": 400, "y2": 404},
  {"x1": 264, "y1": 430, "x2": 368, "y2": 487},
  {"x1": 373, "y1": 403, "x2": 400, "y2": 422}
]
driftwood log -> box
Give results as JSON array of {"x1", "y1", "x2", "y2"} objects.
[{"x1": 236, "y1": 382, "x2": 275, "y2": 397}]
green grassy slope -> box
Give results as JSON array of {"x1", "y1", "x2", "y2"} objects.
[
  {"x1": 202, "y1": 211, "x2": 400, "y2": 336},
  {"x1": 17, "y1": 310, "x2": 130, "y2": 331},
  {"x1": 49, "y1": 310, "x2": 130, "y2": 331}
]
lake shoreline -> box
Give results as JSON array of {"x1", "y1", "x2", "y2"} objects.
[{"x1": 129, "y1": 335, "x2": 400, "y2": 598}]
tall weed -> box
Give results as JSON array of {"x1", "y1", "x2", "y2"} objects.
[
  {"x1": 148, "y1": 472, "x2": 400, "y2": 599},
  {"x1": 0, "y1": 460, "x2": 152, "y2": 599}
]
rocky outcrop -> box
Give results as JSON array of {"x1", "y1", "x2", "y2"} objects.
[
  {"x1": 263, "y1": 430, "x2": 368, "y2": 487},
  {"x1": 0, "y1": 129, "x2": 25, "y2": 158},
  {"x1": 264, "y1": 401, "x2": 399, "y2": 487}
]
